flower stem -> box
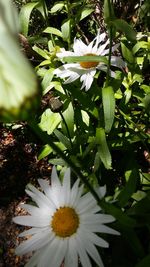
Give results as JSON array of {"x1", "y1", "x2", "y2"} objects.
[
  {"x1": 106, "y1": 0, "x2": 113, "y2": 85},
  {"x1": 59, "y1": 111, "x2": 73, "y2": 149},
  {"x1": 28, "y1": 120, "x2": 101, "y2": 203},
  {"x1": 42, "y1": 0, "x2": 49, "y2": 26},
  {"x1": 66, "y1": 0, "x2": 71, "y2": 49}
]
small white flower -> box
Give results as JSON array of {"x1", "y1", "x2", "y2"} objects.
[
  {"x1": 54, "y1": 31, "x2": 125, "y2": 91},
  {"x1": 13, "y1": 167, "x2": 119, "y2": 267}
]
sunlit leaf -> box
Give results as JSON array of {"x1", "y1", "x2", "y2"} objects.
[
  {"x1": 102, "y1": 86, "x2": 115, "y2": 133},
  {"x1": 96, "y1": 128, "x2": 112, "y2": 169},
  {"x1": 112, "y1": 19, "x2": 137, "y2": 41},
  {"x1": 117, "y1": 168, "x2": 138, "y2": 207},
  {"x1": 50, "y1": 2, "x2": 65, "y2": 13},
  {"x1": 38, "y1": 145, "x2": 52, "y2": 160},
  {"x1": 54, "y1": 129, "x2": 72, "y2": 150},
  {"x1": 61, "y1": 102, "x2": 74, "y2": 138},
  {"x1": 63, "y1": 55, "x2": 108, "y2": 64},
  {"x1": 0, "y1": 0, "x2": 39, "y2": 122},
  {"x1": 19, "y1": 2, "x2": 39, "y2": 36},
  {"x1": 61, "y1": 18, "x2": 71, "y2": 41},
  {"x1": 79, "y1": 8, "x2": 94, "y2": 21},
  {"x1": 44, "y1": 27, "x2": 62, "y2": 37},
  {"x1": 39, "y1": 109, "x2": 61, "y2": 135}
]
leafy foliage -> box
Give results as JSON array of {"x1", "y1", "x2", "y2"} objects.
[{"x1": 1, "y1": 0, "x2": 150, "y2": 266}]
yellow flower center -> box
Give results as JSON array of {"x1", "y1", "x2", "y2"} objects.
[
  {"x1": 80, "y1": 53, "x2": 98, "y2": 69},
  {"x1": 51, "y1": 207, "x2": 79, "y2": 238}
]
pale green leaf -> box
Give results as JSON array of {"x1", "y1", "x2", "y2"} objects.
[
  {"x1": 54, "y1": 129, "x2": 72, "y2": 150},
  {"x1": 112, "y1": 19, "x2": 137, "y2": 41},
  {"x1": 38, "y1": 145, "x2": 52, "y2": 160},
  {"x1": 50, "y1": 2, "x2": 64, "y2": 13},
  {"x1": 63, "y1": 55, "x2": 108, "y2": 64},
  {"x1": 79, "y1": 8, "x2": 94, "y2": 21},
  {"x1": 96, "y1": 128, "x2": 112, "y2": 169},
  {"x1": 133, "y1": 41, "x2": 149, "y2": 54},
  {"x1": 44, "y1": 27, "x2": 62, "y2": 37},
  {"x1": 62, "y1": 102, "x2": 74, "y2": 138},
  {"x1": 61, "y1": 19, "x2": 71, "y2": 41},
  {"x1": 19, "y1": 2, "x2": 39, "y2": 36},
  {"x1": 102, "y1": 86, "x2": 115, "y2": 133},
  {"x1": 0, "y1": 0, "x2": 39, "y2": 122},
  {"x1": 39, "y1": 109, "x2": 61, "y2": 135}
]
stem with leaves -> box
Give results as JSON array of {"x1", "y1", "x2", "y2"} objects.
[{"x1": 28, "y1": 120, "x2": 101, "y2": 203}]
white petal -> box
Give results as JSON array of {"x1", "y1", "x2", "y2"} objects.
[
  {"x1": 80, "y1": 72, "x2": 94, "y2": 91},
  {"x1": 64, "y1": 72, "x2": 80, "y2": 84},
  {"x1": 79, "y1": 228, "x2": 109, "y2": 248},
  {"x1": 75, "y1": 235, "x2": 92, "y2": 267},
  {"x1": 51, "y1": 166, "x2": 61, "y2": 188},
  {"x1": 77, "y1": 192, "x2": 97, "y2": 214},
  {"x1": 73, "y1": 38, "x2": 88, "y2": 55},
  {"x1": 61, "y1": 168, "x2": 71, "y2": 205},
  {"x1": 25, "y1": 250, "x2": 41, "y2": 267},
  {"x1": 96, "y1": 185, "x2": 106, "y2": 199},
  {"x1": 86, "y1": 223, "x2": 120, "y2": 235},
  {"x1": 15, "y1": 230, "x2": 54, "y2": 255},
  {"x1": 64, "y1": 236, "x2": 78, "y2": 267},
  {"x1": 19, "y1": 227, "x2": 49, "y2": 237},
  {"x1": 19, "y1": 203, "x2": 40, "y2": 216},
  {"x1": 38, "y1": 237, "x2": 67, "y2": 267},
  {"x1": 26, "y1": 184, "x2": 55, "y2": 210},
  {"x1": 70, "y1": 183, "x2": 84, "y2": 207},
  {"x1": 79, "y1": 231, "x2": 104, "y2": 267},
  {"x1": 97, "y1": 39, "x2": 109, "y2": 55},
  {"x1": 111, "y1": 56, "x2": 126, "y2": 68},
  {"x1": 81, "y1": 214, "x2": 116, "y2": 224},
  {"x1": 13, "y1": 215, "x2": 51, "y2": 227},
  {"x1": 57, "y1": 51, "x2": 75, "y2": 58},
  {"x1": 37, "y1": 179, "x2": 56, "y2": 207}
]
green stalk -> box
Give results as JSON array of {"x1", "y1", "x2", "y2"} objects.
[
  {"x1": 59, "y1": 111, "x2": 73, "y2": 149},
  {"x1": 28, "y1": 120, "x2": 101, "y2": 203},
  {"x1": 42, "y1": 0, "x2": 49, "y2": 26},
  {"x1": 106, "y1": 0, "x2": 113, "y2": 85},
  {"x1": 66, "y1": 0, "x2": 71, "y2": 49}
]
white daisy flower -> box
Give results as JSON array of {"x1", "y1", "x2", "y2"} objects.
[
  {"x1": 54, "y1": 31, "x2": 125, "y2": 91},
  {"x1": 13, "y1": 167, "x2": 119, "y2": 267}
]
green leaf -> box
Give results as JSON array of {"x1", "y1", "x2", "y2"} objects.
[
  {"x1": 54, "y1": 129, "x2": 72, "y2": 150},
  {"x1": 62, "y1": 102, "x2": 74, "y2": 138},
  {"x1": 61, "y1": 18, "x2": 71, "y2": 41},
  {"x1": 33, "y1": 45, "x2": 49, "y2": 59},
  {"x1": 79, "y1": 8, "x2": 94, "y2": 21},
  {"x1": 63, "y1": 55, "x2": 108, "y2": 64},
  {"x1": 0, "y1": 0, "x2": 39, "y2": 122},
  {"x1": 39, "y1": 109, "x2": 61, "y2": 135},
  {"x1": 104, "y1": 0, "x2": 115, "y2": 24},
  {"x1": 96, "y1": 128, "x2": 112, "y2": 169},
  {"x1": 135, "y1": 255, "x2": 150, "y2": 267},
  {"x1": 101, "y1": 201, "x2": 136, "y2": 227},
  {"x1": 102, "y1": 86, "x2": 115, "y2": 133},
  {"x1": 38, "y1": 145, "x2": 52, "y2": 160},
  {"x1": 133, "y1": 41, "x2": 149, "y2": 54},
  {"x1": 143, "y1": 94, "x2": 150, "y2": 114},
  {"x1": 117, "y1": 168, "x2": 138, "y2": 207},
  {"x1": 50, "y1": 2, "x2": 64, "y2": 13},
  {"x1": 121, "y1": 42, "x2": 135, "y2": 63},
  {"x1": 19, "y1": 2, "x2": 39, "y2": 36},
  {"x1": 49, "y1": 158, "x2": 66, "y2": 166},
  {"x1": 112, "y1": 19, "x2": 137, "y2": 41},
  {"x1": 41, "y1": 68, "x2": 55, "y2": 92},
  {"x1": 44, "y1": 27, "x2": 62, "y2": 38}
]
